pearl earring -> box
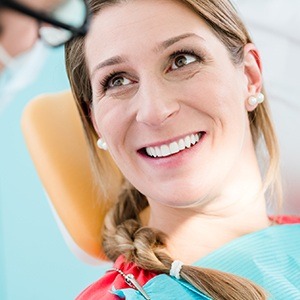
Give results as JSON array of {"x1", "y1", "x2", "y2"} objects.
[
  {"x1": 248, "y1": 92, "x2": 265, "y2": 106},
  {"x1": 97, "y1": 138, "x2": 108, "y2": 150},
  {"x1": 256, "y1": 92, "x2": 265, "y2": 104}
]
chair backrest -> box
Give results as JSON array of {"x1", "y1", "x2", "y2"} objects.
[{"x1": 21, "y1": 90, "x2": 122, "y2": 262}]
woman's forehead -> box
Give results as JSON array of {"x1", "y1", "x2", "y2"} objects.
[
  {"x1": 86, "y1": 0, "x2": 206, "y2": 41},
  {"x1": 85, "y1": 0, "x2": 218, "y2": 71}
]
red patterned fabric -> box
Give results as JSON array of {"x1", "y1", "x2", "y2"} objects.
[
  {"x1": 77, "y1": 216, "x2": 300, "y2": 299},
  {"x1": 270, "y1": 215, "x2": 300, "y2": 224},
  {"x1": 76, "y1": 255, "x2": 158, "y2": 300}
]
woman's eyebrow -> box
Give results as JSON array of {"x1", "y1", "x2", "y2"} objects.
[
  {"x1": 155, "y1": 32, "x2": 205, "y2": 52},
  {"x1": 91, "y1": 55, "x2": 126, "y2": 79}
]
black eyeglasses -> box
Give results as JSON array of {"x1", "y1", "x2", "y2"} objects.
[{"x1": 0, "y1": 0, "x2": 90, "y2": 47}]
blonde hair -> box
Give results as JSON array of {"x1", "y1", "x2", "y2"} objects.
[{"x1": 65, "y1": 0, "x2": 281, "y2": 298}]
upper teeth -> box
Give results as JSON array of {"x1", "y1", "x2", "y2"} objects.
[{"x1": 145, "y1": 133, "x2": 201, "y2": 158}]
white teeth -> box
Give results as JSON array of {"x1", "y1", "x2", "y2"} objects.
[
  {"x1": 191, "y1": 134, "x2": 196, "y2": 145},
  {"x1": 150, "y1": 147, "x2": 156, "y2": 157},
  {"x1": 155, "y1": 146, "x2": 161, "y2": 157},
  {"x1": 169, "y1": 142, "x2": 180, "y2": 154},
  {"x1": 145, "y1": 147, "x2": 153, "y2": 157},
  {"x1": 184, "y1": 135, "x2": 191, "y2": 148},
  {"x1": 145, "y1": 133, "x2": 202, "y2": 158},
  {"x1": 161, "y1": 145, "x2": 171, "y2": 157},
  {"x1": 178, "y1": 139, "x2": 185, "y2": 150}
]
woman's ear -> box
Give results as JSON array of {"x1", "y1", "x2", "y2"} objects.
[{"x1": 243, "y1": 43, "x2": 263, "y2": 112}]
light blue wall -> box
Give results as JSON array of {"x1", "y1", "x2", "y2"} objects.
[{"x1": 0, "y1": 46, "x2": 106, "y2": 300}]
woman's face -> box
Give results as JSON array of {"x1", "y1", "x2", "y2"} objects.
[{"x1": 86, "y1": 0, "x2": 259, "y2": 207}]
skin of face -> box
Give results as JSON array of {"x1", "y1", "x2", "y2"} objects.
[
  {"x1": 18, "y1": 0, "x2": 67, "y2": 12},
  {"x1": 86, "y1": 0, "x2": 263, "y2": 212},
  {"x1": 0, "y1": 8, "x2": 38, "y2": 70}
]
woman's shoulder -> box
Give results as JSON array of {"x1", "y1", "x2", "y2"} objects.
[
  {"x1": 270, "y1": 215, "x2": 300, "y2": 224},
  {"x1": 76, "y1": 256, "x2": 158, "y2": 300}
]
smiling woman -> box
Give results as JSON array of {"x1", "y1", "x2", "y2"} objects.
[{"x1": 65, "y1": 0, "x2": 300, "y2": 299}]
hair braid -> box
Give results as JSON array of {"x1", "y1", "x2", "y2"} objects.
[{"x1": 103, "y1": 184, "x2": 268, "y2": 300}]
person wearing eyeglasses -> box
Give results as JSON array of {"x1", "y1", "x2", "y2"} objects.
[
  {"x1": 0, "y1": 1, "x2": 91, "y2": 299},
  {"x1": 0, "y1": 0, "x2": 90, "y2": 71},
  {"x1": 0, "y1": 0, "x2": 90, "y2": 114}
]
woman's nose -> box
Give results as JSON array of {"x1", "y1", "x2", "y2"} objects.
[{"x1": 135, "y1": 79, "x2": 180, "y2": 127}]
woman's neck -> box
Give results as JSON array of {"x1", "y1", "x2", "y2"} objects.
[{"x1": 146, "y1": 189, "x2": 271, "y2": 264}]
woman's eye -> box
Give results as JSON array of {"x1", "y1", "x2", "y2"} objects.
[
  {"x1": 108, "y1": 75, "x2": 131, "y2": 88},
  {"x1": 171, "y1": 54, "x2": 198, "y2": 70},
  {"x1": 99, "y1": 72, "x2": 137, "y2": 96}
]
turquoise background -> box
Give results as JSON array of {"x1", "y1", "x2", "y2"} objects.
[{"x1": 0, "y1": 46, "x2": 106, "y2": 300}]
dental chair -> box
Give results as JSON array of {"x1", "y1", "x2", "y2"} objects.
[{"x1": 21, "y1": 90, "x2": 122, "y2": 264}]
